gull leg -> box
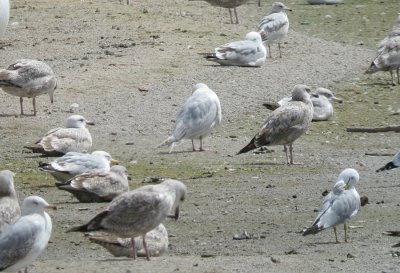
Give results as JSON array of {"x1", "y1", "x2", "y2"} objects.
[
  {"x1": 289, "y1": 143, "x2": 294, "y2": 165},
  {"x1": 143, "y1": 235, "x2": 150, "y2": 261},
  {"x1": 199, "y1": 137, "x2": 206, "y2": 151},
  {"x1": 192, "y1": 139, "x2": 198, "y2": 151},
  {"x1": 397, "y1": 67, "x2": 399, "y2": 85},
  {"x1": 258, "y1": 0, "x2": 261, "y2": 7},
  {"x1": 24, "y1": 268, "x2": 28, "y2": 273},
  {"x1": 234, "y1": 8, "x2": 239, "y2": 24},
  {"x1": 283, "y1": 145, "x2": 289, "y2": 164},
  {"x1": 131, "y1": 237, "x2": 137, "y2": 259},
  {"x1": 344, "y1": 223, "x2": 348, "y2": 243},
  {"x1": 390, "y1": 70, "x2": 395, "y2": 86},
  {"x1": 268, "y1": 44, "x2": 272, "y2": 58},
  {"x1": 228, "y1": 8, "x2": 234, "y2": 24},
  {"x1": 32, "y1": 97, "x2": 37, "y2": 116},
  {"x1": 278, "y1": 43, "x2": 282, "y2": 58},
  {"x1": 334, "y1": 227, "x2": 339, "y2": 243},
  {"x1": 19, "y1": 97, "x2": 24, "y2": 115}
]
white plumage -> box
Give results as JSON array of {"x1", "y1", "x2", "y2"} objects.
[{"x1": 0, "y1": 0, "x2": 9, "y2": 38}]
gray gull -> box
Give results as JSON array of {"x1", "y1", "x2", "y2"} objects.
[{"x1": 0, "y1": 170, "x2": 20, "y2": 233}]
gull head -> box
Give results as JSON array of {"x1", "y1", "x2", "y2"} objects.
[
  {"x1": 0, "y1": 170, "x2": 16, "y2": 197},
  {"x1": 192, "y1": 83, "x2": 209, "y2": 94},
  {"x1": 291, "y1": 84, "x2": 312, "y2": 102},
  {"x1": 271, "y1": 2, "x2": 291, "y2": 13},
  {"x1": 337, "y1": 168, "x2": 359, "y2": 190},
  {"x1": 162, "y1": 179, "x2": 187, "y2": 220},
  {"x1": 91, "y1": 151, "x2": 119, "y2": 166},
  {"x1": 245, "y1": 32, "x2": 262, "y2": 43},
  {"x1": 315, "y1": 88, "x2": 343, "y2": 103},
  {"x1": 21, "y1": 196, "x2": 56, "y2": 216},
  {"x1": 66, "y1": 115, "x2": 95, "y2": 128}
]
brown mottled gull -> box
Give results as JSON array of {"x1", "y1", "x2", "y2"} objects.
[
  {"x1": 68, "y1": 179, "x2": 187, "y2": 261},
  {"x1": 189, "y1": 0, "x2": 249, "y2": 24},
  {"x1": 0, "y1": 59, "x2": 57, "y2": 116},
  {"x1": 89, "y1": 223, "x2": 168, "y2": 258},
  {"x1": 56, "y1": 165, "x2": 129, "y2": 203},
  {"x1": 24, "y1": 115, "x2": 94, "y2": 156},
  {"x1": 0, "y1": 170, "x2": 20, "y2": 233},
  {"x1": 39, "y1": 151, "x2": 118, "y2": 182},
  {"x1": 159, "y1": 83, "x2": 222, "y2": 153},
  {"x1": 237, "y1": 84, "x2": 313, "y2": 164}
]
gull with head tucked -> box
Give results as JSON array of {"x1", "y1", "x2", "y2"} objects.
[{"x1": 0, "y1": 170, "x2": 20, "y2": 233}]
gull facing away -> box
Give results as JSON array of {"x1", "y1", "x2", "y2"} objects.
[
  {"x1": 258, "y1": 2, "x2": 291, "y2": 58},
  {"x1": 263, "y1": 87, "x2": 342, "y2": 121},
  {"x1": 0, "y1": 196, "x2": 56, "y2": 273},
  {"x1": 24, "y1": 115, "x2": 94, "y2": 156},
  {"x1": 0, "y1": 0, "x2": 9, "y2": 38},
  {"x1": 55, "y1": 165, "x2": 129, "y2": 203},
  {"x1": 237, "y1": 84, "x2": 313, "y2": 165},
  {"x1": 0, "y1": 170, "x2": 20, "y2": 233},
  {"x1": 89, "y1": 223, "x2": 168, "y2": 258},
  {"x1": 39, "y1": 151, "x2": 118, "y2": 182},
  {"x1": 376, "y1": 152, "x2": 400, "y2": 172},
  {"x1": 0, "y1": 59, "x2": 57, "y2": 116},
  {"x1": 189, "y1": 0, "x2": 249, "y2": 24},
  {"x1": 159, "y1": 83, "x2": 222, "y2": 153},
  {"x1": 202, "y1": 32, "x2": 267, "y2": 67},
  {"x1": 68, "y1": 179, "x2": 187, "y2": 261},
  {"x1": 303, "y1": 168, "x2": 361, "y2": 243}
]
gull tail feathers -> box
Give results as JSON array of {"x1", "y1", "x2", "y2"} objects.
[{"x1": 67, "y1": 210, "x2": 108, "y2": 233}]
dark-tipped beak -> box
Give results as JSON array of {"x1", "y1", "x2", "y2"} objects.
[
  {"x1": 86, "y1": 120, "x2": 95, "y2": 126},
  {"x1": 332, "y1": 96, "x2": 343, "y2": 103},
  {"x1": 45, "y1": 204, "x2": 57, "y2": 210}
]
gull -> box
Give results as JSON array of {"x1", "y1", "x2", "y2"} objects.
[
  {"x1": 237, "y1": 84, "x2": 313, "y2": 165},
  {"x1": 159, "y1": 83, "x2": 222, "y2": 153},
  {"x1": 0, "y1": 170, "x2": 20, "y2": 233},
  {"x1": 0, "y1": 59, "x2": 57, "y2": 116},
  {"x1": 263, "y1": 87, "x2": 343, "y2": 121},
  {"x1": 303, "y1": 168, "x2": 361, "y2": 243},
  {"x1": 0, "y1": 196, "x2": 56, "y2": 273},
  {"x1": 202, "y1": 32, "x2": 267, "y2": 67},
  {"x1": 68, "y1": 179, "x2": 187, "y2": 261},
  {"x1": 376, "y1": 151, "x2": 400, "y2": 172},
  {"x1": 39, "y1": 150, "x2": 118, "y2": 182},
  {"x1": 189, "y1": 0, "x2": 249, "y2": 24},
  {"x1": 56, "y1": 165, "x2": 129, "y2": 203},
  {"x1": 89, "y1": 223, "x2": 168, "y2": 258},
  {"x1": 366, "y1": 16, "x2": 400, "y2": 85},
  {"x1": 0, "y1": 0, "x2": 9, "y2": 38},
  {"x1": 258, "y1": 2, "x2": 291, "y2": 58},
  {"x1": 24, "y1": 115, "x2": 94, "y2": 156}
]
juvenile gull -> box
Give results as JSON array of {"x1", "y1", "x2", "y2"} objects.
[
  {"x1": 263, "y1": 87, "x2": 342, "y2": 121},
  {"x1": 376, "y1": 151, "x2": 400, "y2": 172},
  {"x1": 0, "y1": 59, "x2": 57, "y2": 116},
  {"x1": 0, "y1": 196, "x2": 56, "y2": 273},
  {"x1": 55, "y1": 165, "x2": 129, "y2": 203},
  {"x1": 303, "y1": 168, "x2": 361, "y2": 243},
  {"x1": 0, "y1": 0, "x2": 9, "y2": 38},
  {"x1": 68, "y1": 179, "x2": 187, "y2": 261},
  {"x1": 258, "y1": 2, "x2": 291, "y2": 58},
  {"x1": 0, "y1": 170, "x2": 20, "y2": 233},
  {"x1": 39, "y1": 150, "x2": 118, "y2": 182},
  {"x1": 237, "y1": 84, "x2": 313, "y2": 165},
  {"x1": 89, "y1": 223, "x2": 168, "y2": 258},
  {"x1": 189, "y1": 0, "x2": 249, "y2": 24},
  {"x1": 203, "y1": 32, "x2": 267, "y2": 67},
  {"x1": 159, "y1": 83, "x2": 222, "y2": 153},
  {"x1": 24, "y1": 115, "x2": 94, "y2": 156}
]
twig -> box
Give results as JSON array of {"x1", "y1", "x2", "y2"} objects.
[{"x1": 346, "y1": 125, "x2": 400, "y2": 133}]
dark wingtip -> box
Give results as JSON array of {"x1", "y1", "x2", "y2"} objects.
[
  {"x1": 66, "y1": 224, "x2": 88, "y2": 233},
  {"x1": 376, "y1": 162, "x2": 396, "y2": 172},
  {"x1": 302, "y1": 225, "x2": 321, "y2": 236}
]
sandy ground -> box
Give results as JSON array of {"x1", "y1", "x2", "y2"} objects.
[{"x1": 1, "y1": 0, "x2": 400, "y2": 272}]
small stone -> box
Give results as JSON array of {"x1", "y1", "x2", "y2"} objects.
[
  {"x1": 271, "y1": 256, "x2": 281, "y2": 263},
  {"x1": 347, "y1": 253, "x2": 355, "y2": 258}
]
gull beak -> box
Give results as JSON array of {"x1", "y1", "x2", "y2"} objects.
[
  {"x1": 45, "y1": 204, "x2": 57, "y2": 210},
  {"x1": 86, "y1": 120, "x2": 95, "y2": 126},
  {"x1": 284, "y1": 6, "x2": 292, "y2": 11},
  {"x1": 311, "y1": 92, "x2": 319, "y2": 98},
  {"x1": 110, "y1": 159, "x2": 119, "y2": 166},
  {"x1": 332, "y1": 96, "x2": 343, "y2": 103}
]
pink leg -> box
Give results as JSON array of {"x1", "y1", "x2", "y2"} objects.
[
  {"x1": 233, "y1": 8, "x2": 239, "y2": 24},
  {"x1": 228, "y1": 8, "x2": 234, "y2": 24},
  {"x1": 19, "y1": 97, "x2": 24, "y2": 115},
  {"x1": 131, "y1": 237, "x2": 136, "y2": 259},
  {"x1": 283, "y1": 145, "x2": 290, "y2": 164},
  {"x1": 143, "y1": 235, "x2": 150, "y2": 261},
  {"x1": 199, "y1": 137, "x2": 206, "y2": 151},
  {"x1": 191, "y1": 139, "x2": 198, "y2": 151},
  {"x1": 32, "y1": 97, "x2": 37, "y2": 116}
]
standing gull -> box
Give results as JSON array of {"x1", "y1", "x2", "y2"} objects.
[
  {"x1": 89, "y1": 223, "x2": 169, "y2": 258},
  {"x1": 237, "y1": 84, "x2": 314, "y2": 165},
  {"x1": 55, "y1": 165, "x2": 129, "y2": 202},
  {"x1": 68, "y1": 179, "x2": 187, "y2": 261},
  {"x1": 24, "y1": 115, "x2": 94, "y2": 156},
  {"x1": 39, "y1": 150, "x2": 118, "y2": 182},
  {"x1": 203, "y1": 32, "x2": 267, "y2": 67},
  {"x1": 303, "y1": 168, "x2": 361, "y2": 243},
  {"x1": 376, "y1": 151, "x2": 400, "y2": 172},
  {"x1": 258, "y1": 2, "x2": 291, "y2": 58},
  {"x1": 0, "y1": 0, "x2": 9, "y2": 38},
  {"x1": 263, "y1": 87, "x2": 343, "y2": 121},
  {"x1": 0, "y1": 59, "x2": 57, "y2": 116},
  {"x1": 0, "y1": 170, "x2": 20, "y2": 233},
  {"x1": 189, "y1": 0, "x2": 249, "y2": 24},
  {"x1": 159, "y1": 83, "x2": 222, "y2": 153},
  {"x1": 0, "y1": 196, "x2": 56, "y2": 273}
]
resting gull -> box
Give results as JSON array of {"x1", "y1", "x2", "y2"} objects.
[
  {"x1": 202, "y1": 32, "x2": 267, "y2": 67},
  {"x1": 0, "y1": 170, "x2": 20, "y2": 233},
  {"x1": 89, "y1": 223, "x2": 168, "y2": 258},
  {"x1": 68, "y1": 179, "x2": 186, "y2": 260},
  {"x1": 0, "y1": 0, "x2": 9, "y2": 38},
  {"x1": 189, "y1": 0, "x2": 249, "y2": 24},
  {"x1": 263, "y1": 87, "x2": 342, "y2": 121},
  {"x1": 39, "y1": 150, "x2": 118, "y2": 182},
  {"x1": 303, "y1": 168, "x2": 361, "y2": 243},
  {"x1": 258, "y1": 2, "x2": 291, "y2": 58},
  {"x1": 159, "y1": 83, "x2": 222, "y2": 153},
  {"x1": 24, "y1": 115, "x2": 94, "y2": 156},
  {"x1": 376, "y1": 151, "x2": 400, "y2": 172},
  {"x1": 0, "y1": 196, "x2": 55, "y2": 273},
  {"x1": 0, "y1": 59, "x2": 57, "y2": 116},
  {"x1": 56, "y1": 165, "x2": 129, "y2": 202},
  {"x1": 237, "y1": 84, "x2": 313, "y2": 165}
]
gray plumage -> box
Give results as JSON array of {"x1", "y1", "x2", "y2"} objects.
[
  {"x1": 0, "y1": 59, "x2": 57, "y2": 116},
  {"x1": 24, "y1": 115, "x2": 94, "y2": 156},
  {"x1": 68, "y1": 179, "x2": 187, "y2": 260},
  {"x1": 189, "y1": 0, "x2": 249, "y2": 24},
  {"x1": 56, "y1": 165, "x2": 129, "y2": 202},
  {"x1": 0, "y1": 170, "x2": 20, "y2": 233},
  {"x1": 238, "y1": 84, "x2": 313, "y2": 164}
]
